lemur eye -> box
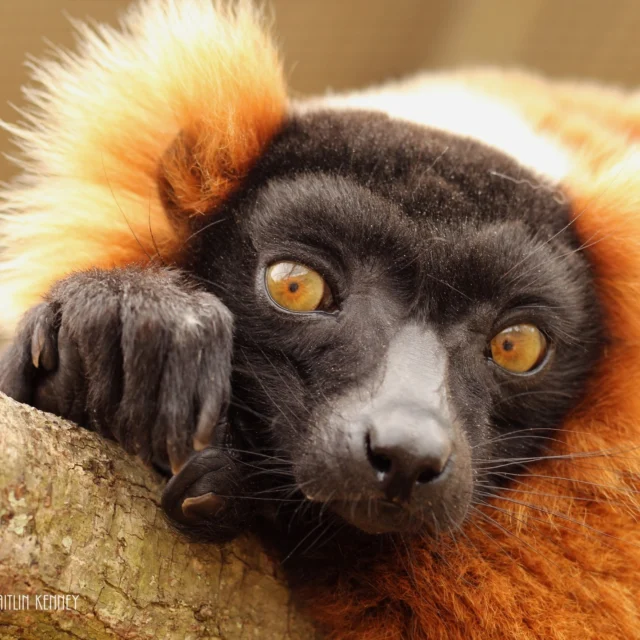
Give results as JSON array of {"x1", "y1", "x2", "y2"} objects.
[
  {"x1": 489, "y1": 324, "x2": 548, "y2": 373},
  {"x1": 265, "y1": 261, "x2": 334, "y2": 312}
]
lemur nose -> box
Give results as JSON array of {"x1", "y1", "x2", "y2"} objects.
[{"x1": 364, "y1": 402, "x2": 452, "y2": 503}]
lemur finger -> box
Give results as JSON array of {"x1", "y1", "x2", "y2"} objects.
[
  {"x1": 0, "y1": 341, "x2": 31, "y2": 404},
  {"x1": 163, "y1": 295, "x2": 233, "y2": 470},
  {"x1": 156, "y1": 336, "x2": 200, "y2": 474},
  {"x1": 75, "y1": 299, "x2": 124, "y2": 441},
  {"x1": 113, "y1": 302, "x2": 168, "y2": 460},
  {"x1": 33, "y1": 323, "x2": 86, "y2": 424},
  {"x1": 193, "y1": 400, "x2": 224, "y2": 451},
  {"x1": 30, "y1": 306, "x2": 58, "y2": 371},
  {"x1": 161, "y1": 448, "x2": 238, "y2": 524},
  {"x1": 164, "y1": 448, "x2": 254, "y2": 543},
  {"x1": 0, "y1": 304, "x2": 46, "y2": 403},
  {"x1": 193, "y1": 300, "x2": 233, "y2": 450},
  {"x1": 193, "y1": 349, "x2": 231, "y2": 451}
]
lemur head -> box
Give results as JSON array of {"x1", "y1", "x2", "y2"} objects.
[
  {"x1": 184, "y1": 110, "x2": 603, "y2": 537},
  {"x1": 0, "y1": 0, "x2": 602, "y2": 541}
]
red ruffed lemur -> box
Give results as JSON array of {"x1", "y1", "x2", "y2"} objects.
[{"x1": 0, "y1": 1, "x2": 639, "y2": 638}]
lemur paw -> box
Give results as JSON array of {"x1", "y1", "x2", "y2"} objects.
[
  {"x1": 162, "y1": 448, "x2": 253, "y2": 542},
  {"x1": 0, "y1": 267, "x2": 234, "y2": 474}
]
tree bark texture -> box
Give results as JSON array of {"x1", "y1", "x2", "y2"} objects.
[{"x1": 0, "y1": 393, "x2": 320, "y2": 640}]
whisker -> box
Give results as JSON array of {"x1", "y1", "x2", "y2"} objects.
[
  {"x1": 476, "y1": 482, "x2": 639, "y2": 511},
  {"x1": 472, "y1": 432, "x2": 571, "y2": 450},
  {"x1": 475, "y1": 492, "x2": 640, "y2": 547},
  {"x1": 147, "y1": 188, "x2": 166, "y2": 266},
  {"x1": 101, "y1": 152, "x2": 152, "y2": 262},
  {"x1": 474, "y1": 443, "x2": 640, "y2": 472},
  {"x1": 471, "y1": 507, "x2": 564, "y2": 571},
  {"x1": 467, "y1": 515, "x2": 518, "y2": 565},
  {"x1": 497, "y1": 160, "x2": 625, "y2": 284},
  {"x1": 281, "y1": 518, "x2": 329, "y2": 565},
  {"x1": 489, "y1": 470, "x2": 640, "y2": 495},
  {"x1": 183, "y1": 216, "x2": 227, "y2": 244}
]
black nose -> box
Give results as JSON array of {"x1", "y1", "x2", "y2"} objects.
[{"x1": 364, "y1": 402, "x2": 452, "y2": 503}]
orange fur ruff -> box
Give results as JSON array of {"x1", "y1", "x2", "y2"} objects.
[
  {"x1": 302, "y1": 79, "x2": 640, "y2": 639},
  {"x1": 0, "y1": 0, "x2": 286, "y2": 331}
]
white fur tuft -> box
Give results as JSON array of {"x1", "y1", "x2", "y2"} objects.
[{"x1": 297, "y1": 71, "x2": 571, "y2": 183}]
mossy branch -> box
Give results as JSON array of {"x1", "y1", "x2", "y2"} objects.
[{"x1": 0, "y1": 393, "x2": 319, "y2": 640}]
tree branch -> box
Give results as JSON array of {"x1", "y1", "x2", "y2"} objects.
[{"x1": 0, "y1": 393, "x2": 319, "y2": 639}]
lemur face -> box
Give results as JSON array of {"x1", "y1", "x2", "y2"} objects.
[{"x1": 189, "y1": 111, "x2": 603, "y2": 536}]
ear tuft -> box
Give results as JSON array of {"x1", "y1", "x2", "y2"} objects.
[{"x1": 0, "y1": 0, "x2": 287, "y2": 332}]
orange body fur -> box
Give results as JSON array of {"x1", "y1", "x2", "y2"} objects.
[{"x1": 1, "y1": 3, "x2": 638, "y2": 638}]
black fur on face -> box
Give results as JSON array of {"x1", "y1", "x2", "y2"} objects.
[{"x1": 185, "y1": 110, "x2": 604, "y2": 539}]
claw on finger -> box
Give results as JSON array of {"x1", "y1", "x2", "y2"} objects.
[
  {"x1": 30, "y1": 315, "x2": 58, "y2": 371},
  {"x1": 168, "y1": 439, "x2": 188, "y2": 475},
  {"x1": 194, "y1": 416, "x2": 216, "y2": 450},
  {"x1": 31, "y1": 322, "x2": 46, "y2": 368},
  {"x1": 193, "y1": 433, "x2": 210, "y2": 451},
  {"x1": 170, "y1": 458, "x2": 186, "y2": 475},
  {"x1": 182, "y1": 492, "x2": 225, "y2": 519}
]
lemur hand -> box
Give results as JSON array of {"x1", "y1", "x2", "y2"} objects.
[{"x1": 0, "y1": 267, "x2": 233, "y2": 474}]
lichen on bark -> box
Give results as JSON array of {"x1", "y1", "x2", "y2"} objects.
[{"x1": 0, "y1": 393, "x2": 320, "y2": 639}]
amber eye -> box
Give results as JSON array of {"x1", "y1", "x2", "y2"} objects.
[
  {"x1": 489, "y1": 324, "x2": 548, "y2": 374},
  {"x1": 265, "y1": 261, "x2": 333, "y2": 312}
]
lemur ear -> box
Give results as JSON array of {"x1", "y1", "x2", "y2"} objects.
[
  {"x1": 0, "y1": 0, "x2": 287, "y2": 332},
  {"x1": 158, "y1": 112, "x2": 270, "y2": 220},
  {"x1": 158, "y1": 131, "x2": 205, "y2": 219},
  {"x1": 158, "y1": 42, "x2": 288, "y2": 219}
]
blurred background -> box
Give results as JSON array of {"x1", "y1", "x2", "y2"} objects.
[{"x1": 1, "y1": 0, "x2": 639, "y2": 183}]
